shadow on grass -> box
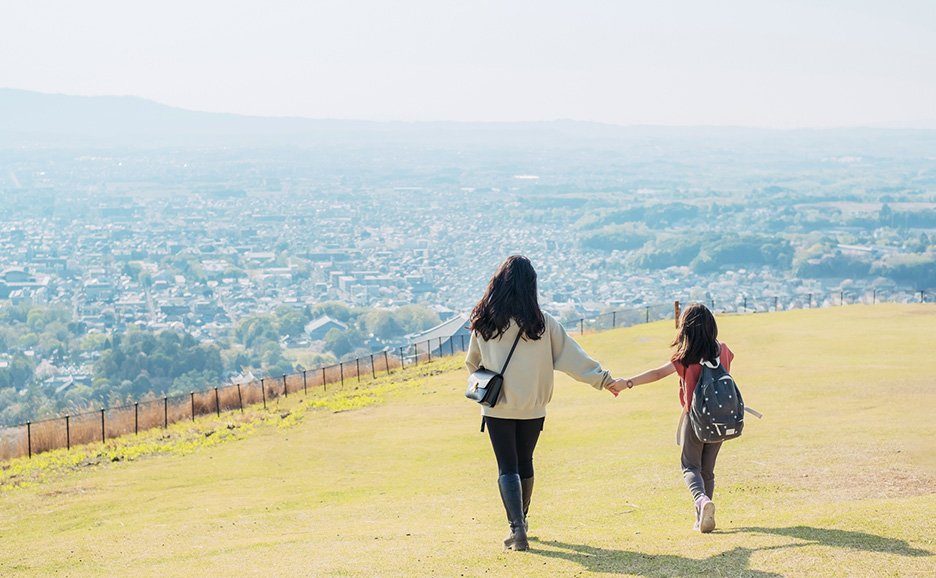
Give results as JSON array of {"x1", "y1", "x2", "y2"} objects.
[
  {"x1": 529, "y1": 539, "x2": 784, "y2": 578},
  {"x1": 529, "y1": 526, "x2": 931, "y2": 576},
  {"x1": 728, "y1": 526, "x2": 933, "y2": 557}
]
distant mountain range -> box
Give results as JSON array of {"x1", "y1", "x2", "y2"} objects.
[{"x1": 2, "y1": 87, "x2": 935, "y2": 148}]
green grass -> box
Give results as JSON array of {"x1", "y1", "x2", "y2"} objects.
[
  {"x1": 1, "y1": 304, "x2": 934, "y2": 577},
  {"x1": 281, "y1": 347, "x2": 337, "y2": 369}
]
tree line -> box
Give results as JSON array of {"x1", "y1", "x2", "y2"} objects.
[
  {"x1": 573, "y1": 201, "x2": 935, "y2": 285},
  {"x1": 0, "y1": 300, "x2": 441, "y2": 426}
]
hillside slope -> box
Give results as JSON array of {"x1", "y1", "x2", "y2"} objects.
[{"x1": 1, "y1": 304, "x2": 934, "y2": 577}]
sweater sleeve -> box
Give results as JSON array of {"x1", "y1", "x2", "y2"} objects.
[
  {"x1": 465, "y1": 331, "x2": 482, "y2": 374},
  {"x1": 548, "y1": 314, "x2": 613, "y2": 390}
]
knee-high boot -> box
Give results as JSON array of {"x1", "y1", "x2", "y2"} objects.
[
  {"x1": 521, "y1": 476, "x2": 534, "y2": 533},
  {"x1": 498, "y1": 474, "x2": 528, "y2": 551}
]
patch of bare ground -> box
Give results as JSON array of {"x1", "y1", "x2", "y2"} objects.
[
  {"x1": 746, "y1": 445, "x2": 936, "y2": 500},
  {"x1": 39, "y1": 483, "x2": 99, "y2": 498}
]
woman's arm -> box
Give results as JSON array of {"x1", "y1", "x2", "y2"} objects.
[
  {"x1": 465, "y1": 331, "x2": 482, "y2": 374},
  {"x1": 549, "y1": 314, "x2": 614, "y2": 390},
  {"x1": 607, "y1": 361, "x2": 676, "y2": 394}
]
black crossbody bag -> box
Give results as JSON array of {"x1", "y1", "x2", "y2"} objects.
[{"x1": 465, "y1": 331, "x2": 522, "y2": 408}]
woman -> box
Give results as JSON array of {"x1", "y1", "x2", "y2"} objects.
[{"x1": 465, "y1": 255, "x2": 622, "y2": 551}]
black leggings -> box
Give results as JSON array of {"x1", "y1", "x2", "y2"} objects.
[{"x1": 485, "y1": 416, "x2": 545, "y2": 478}]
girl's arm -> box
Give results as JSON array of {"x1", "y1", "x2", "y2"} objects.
[{"x1": 607, "y1": 361, "x2": 676, "y2": 395}]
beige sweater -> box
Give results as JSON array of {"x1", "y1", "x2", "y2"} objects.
[{"x1": 465, "y1": 312, "x2": 613, "y2": 419}]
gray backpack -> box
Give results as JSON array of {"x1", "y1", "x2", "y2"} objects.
[{"x1": 688, "y1": 358, "x2": 745, "y2": 443}]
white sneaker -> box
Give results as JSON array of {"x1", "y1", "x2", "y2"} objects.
[{"x1": 695, "y1": 495, "x2": 715, "y2": 533}]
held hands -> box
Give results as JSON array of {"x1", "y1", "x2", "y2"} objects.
[{"x1": 606, "y1": 378, "x2": 632, "y2": 397}]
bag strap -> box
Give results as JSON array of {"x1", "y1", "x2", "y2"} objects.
[{"x1": 499, "y1": 331, "x2": 523, "y2": 375}]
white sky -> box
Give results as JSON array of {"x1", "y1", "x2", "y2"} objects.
[{"x1": 2, "y1": 0, "x2": 935, "y2": 127}]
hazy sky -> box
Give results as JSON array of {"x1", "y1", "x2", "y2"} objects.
[{"x1": 2, "y1": 0, "x2": 935, "y2": 127}]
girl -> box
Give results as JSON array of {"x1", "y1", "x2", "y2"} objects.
[
  {"x1": 608, "y1": 303, "x2": 734, "y2": 533},
  {"x1": 466, "y1": 255, "x2": 620, "y2": 550}
]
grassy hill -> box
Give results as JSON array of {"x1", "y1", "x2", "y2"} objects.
[{"x1": 1, "y1": 304, "x2": 934, "y2": 577}]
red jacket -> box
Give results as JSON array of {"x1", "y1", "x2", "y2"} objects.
[{"x1": 674, "y1": 342, "x2": 734, "y2": 412}]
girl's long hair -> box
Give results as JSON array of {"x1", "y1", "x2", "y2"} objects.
[
  {"x1": 470, "y1": 255, "x2": 546, "y2": 341},
  {"x1": 670, "y1": 303, "x2": 720, "y2": 367}
]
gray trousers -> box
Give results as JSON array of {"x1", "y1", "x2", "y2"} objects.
[{"x1": 679, "y1": 414, "x2": 722, "y2": 501}]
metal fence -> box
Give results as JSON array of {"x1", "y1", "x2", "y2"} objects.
[{"x1": 1, "y1": 287, "x2": 932, "y2": 462}]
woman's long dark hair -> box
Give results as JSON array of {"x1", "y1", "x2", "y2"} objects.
[
  {"x1": 670, "y1": 303, "x2": 720, "y2": 367},
  {"x1": 470, "y1": 255, "x2": 546, "y2": 341}
]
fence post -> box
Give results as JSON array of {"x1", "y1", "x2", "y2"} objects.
[
  {"x1": 101, "y1": 408, "x2": 106, "y2": 442},
  {"x1": 190, "y1": 391, "x2": 196, "y2": 422},
  {"x1": 65, "y1": 415, "x2": 70, "y2": 450},
  {"x1": 774, "y1": 296, "x2": 779, "y2": 311},
  {"x1": 261, "y1": 378, "x2": 267, "y2": 409},
  {"x1": 612, "y1": 311, "x2": 616, "y2": 328},
  {"x1": 841, "y1": 291, "x2": 844, "y2": 306},
  {"x1": 356, "y1": 358, "x2": 361, "y2": 383},
  {"x1": 922, "y1": 290, "x2": 926, "y2": 303},
  {"x1": 371, "y1": 354, "x2": 376, "y2": 379},
  {"x1": 427, "y1": 340, "x2": 432, "y2": 361},
  {"x1": 743, "y1": 296, "x2": 747, "y2": 311},
  {"x1": 413, "y1": 344, "x2": 418, "y2": 366},
  {"x1": 461, "y1": 334, "x2": 465, "y2": 351},
  {"x1": 340, "y1": 363, "x2": 344, "y2": 387},
  {"x1": 237, "y1": 383, "x2": 244, "y2": 413},
  {"x1": 303, "y1": 370, "x2": 307, "y2": 395},
  {"x1": 214, "y1": 387, "x2": 220, "y2": 417},
  {"x1": 26, "y1": 421, "x2": 31, "y2": 459},
  {"x1": 674, "y1": 301, "x2": 681, "y2": 328},
  {"x1": 135, "y1": 402, "x2": 139, "y2": 434},
  {"x1": 808, "y1": 293, "x2": 812, "y2": 308},
  {"x1": 579, "y1": 318, "x2": 584, "y2": 335},
  {"x1": 164, "y1": 396, "x2": 168, "y2": 428},
  {"x1": 384, "y1": 350, "x2": 391, "y2": 375},
  {"x1": 399, "y1": 346, "x2": 405, "y2": 369},
  {"x1": 321, "y1": 367, "x2": 326, "y2": 392},
  {"x1": 645, "y1": 307, "x2": 650, "y2": 324},
  {"x1": 283, "y1": 373, "x2": 288, "y2": 398},
  {"x1": 711, "y1": 299, "x2": 715, "y2": 311},
  {"x1": 873, "y1": 289, "x2": 876, "y2": 304}
]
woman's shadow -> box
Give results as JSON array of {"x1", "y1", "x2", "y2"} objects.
[
  {"x1": 529, "y1": 538, "x2": 783, "y2": 578},
  {"x1": 529, "y1": 525, "x2": 931, "y2": 577}
]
